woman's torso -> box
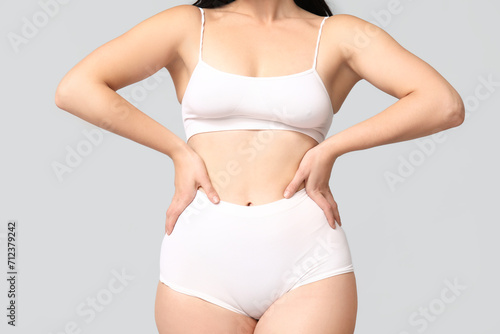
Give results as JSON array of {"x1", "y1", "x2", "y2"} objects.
[{"x1": 166, "y1": 5, "x2": 359, "y2": 206}]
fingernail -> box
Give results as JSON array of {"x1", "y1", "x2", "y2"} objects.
[
  {"x1": 284, "y1": 190, "x2": 290, "y2": 198},
  {"x1": 212, "y1": 195, "x2": 219, "y2": 203}
]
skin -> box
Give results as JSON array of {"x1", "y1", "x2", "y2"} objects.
[{"x1": 55, "y1": 0, "x2": 465, "y2": 332}]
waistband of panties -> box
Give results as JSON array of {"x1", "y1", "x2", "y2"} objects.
[{"x1": 195, "y1": 188, "x2": 309, "y2": 217}]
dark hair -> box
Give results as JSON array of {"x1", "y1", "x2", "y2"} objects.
[{"x1": 192, "y1": 0, "x2": 333, "y2": 17}]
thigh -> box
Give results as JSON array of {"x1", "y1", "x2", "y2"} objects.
[
  {"x1": 154, "y1": 281, "x2": 258, "y2": 334},
  {"x1": 254, "y1": 272, "x2": 358, "y2": 334}
]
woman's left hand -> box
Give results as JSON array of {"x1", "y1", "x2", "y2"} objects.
[{"x1": 283, "y1": 143, "x2": 341, "y2": 229}]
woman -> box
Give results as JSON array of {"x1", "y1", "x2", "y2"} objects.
[{"x1": 55, "y1": 0, "x2": 465, "y2": 332}]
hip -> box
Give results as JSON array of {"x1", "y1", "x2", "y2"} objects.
[{"x1": 161, "y1": 187, "x2": 352, "y2": 269}]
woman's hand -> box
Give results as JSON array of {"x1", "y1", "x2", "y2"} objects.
[
  {"x1": 165, "y1": 149, "x2": 220, "y2": 235},
  {"x1": 283, "y1": 144, "x2": 341, "y2": 229}
]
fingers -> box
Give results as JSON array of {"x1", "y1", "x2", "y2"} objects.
[
  {"x1": 201, "y1": 179, "x2": 220, "y2": 204},
  {"x1": 165, "y1": 192, "x2": 193, "y2": 235},
  {"x1": 308, "y1": 190, "x2": 338, "y2": 229},
  {"x1": 324, "y1": 189, "x2": 341, "y2": 227},
  {"x1": 165, "y1": 203, "x2": 180, "y2": 236},
  {"x1": 284, "y1": 169, "x2": 306, "y2": 199},
  {"x1": 165, "y1": 177, "x2": 220, "y2": 235}
]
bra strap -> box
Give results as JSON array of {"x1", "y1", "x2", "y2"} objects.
[
  {"x1": 198, "y1": 7, "x2": 205, "y2": 61},
  {"x1": 313, "y1": 16, "x2": 329, "y2": 70}
]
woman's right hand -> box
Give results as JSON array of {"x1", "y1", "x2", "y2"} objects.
[{"x1": 165, "y1": 149, "x2": 220, "y2": 235}]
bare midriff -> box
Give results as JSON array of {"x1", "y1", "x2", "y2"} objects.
[{"x1": 189, "y1": 129, "x2": 318, "y2": 206}]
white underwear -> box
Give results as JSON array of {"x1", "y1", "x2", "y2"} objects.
[{"x1": 159, "y1": 187, "x2": 354, "y2": 320}]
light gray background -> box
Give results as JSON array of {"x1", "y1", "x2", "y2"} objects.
[{"x1": 1, "y1": 0, "x2": 499, "y2": 333}]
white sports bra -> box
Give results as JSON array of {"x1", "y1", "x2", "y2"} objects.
[{"x1": 181, "y1": 7, "x2": 334, "y2": 144}]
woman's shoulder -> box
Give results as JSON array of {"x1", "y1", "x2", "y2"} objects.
[
  {"x1": 323, "y1": 13, "x2": 389, "y2": 45},
  {"x1": 148, "y1": 5, "x2": 203, "y2": 37},
  {"x1": 151, "y1": 4, "x2": 203, "y2": 26},
  {"x1": 158, "y1": 4, "x2": 202, "y2": 18},
  {"x1": 325, "y1": 13, "x2": 372, "y2": 29}
]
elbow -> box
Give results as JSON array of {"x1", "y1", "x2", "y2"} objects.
[
  {"x1": 441, "y1": 90, "x2": 466, "y2": 129},
  {"x1": 54, "y1": 71, "x2": 88, "y2": 111},
  {"x1": 54, "y1": 82, "x2": 70, "y2": 110},
  {"x1": 54, "y1": 73, "x2": 77, "y2": 111}
]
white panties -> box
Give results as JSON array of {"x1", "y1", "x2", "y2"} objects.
[{"x1": 159, "y1": 188, "x2": 354, "y2": 320}]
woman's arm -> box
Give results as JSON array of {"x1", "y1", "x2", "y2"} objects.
[
  {"x1": 55, "y1": 5, "x2": 221, "y2": 234},
  {"x1": 322, "y1": 14, "x2": 465, "y2": 161},
  {"x1": 283, "y1": 14, "x2": 465, "y2": 228},
  {"x1": 54, "y1": 5, "x2": 194, "y2": 161}
]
